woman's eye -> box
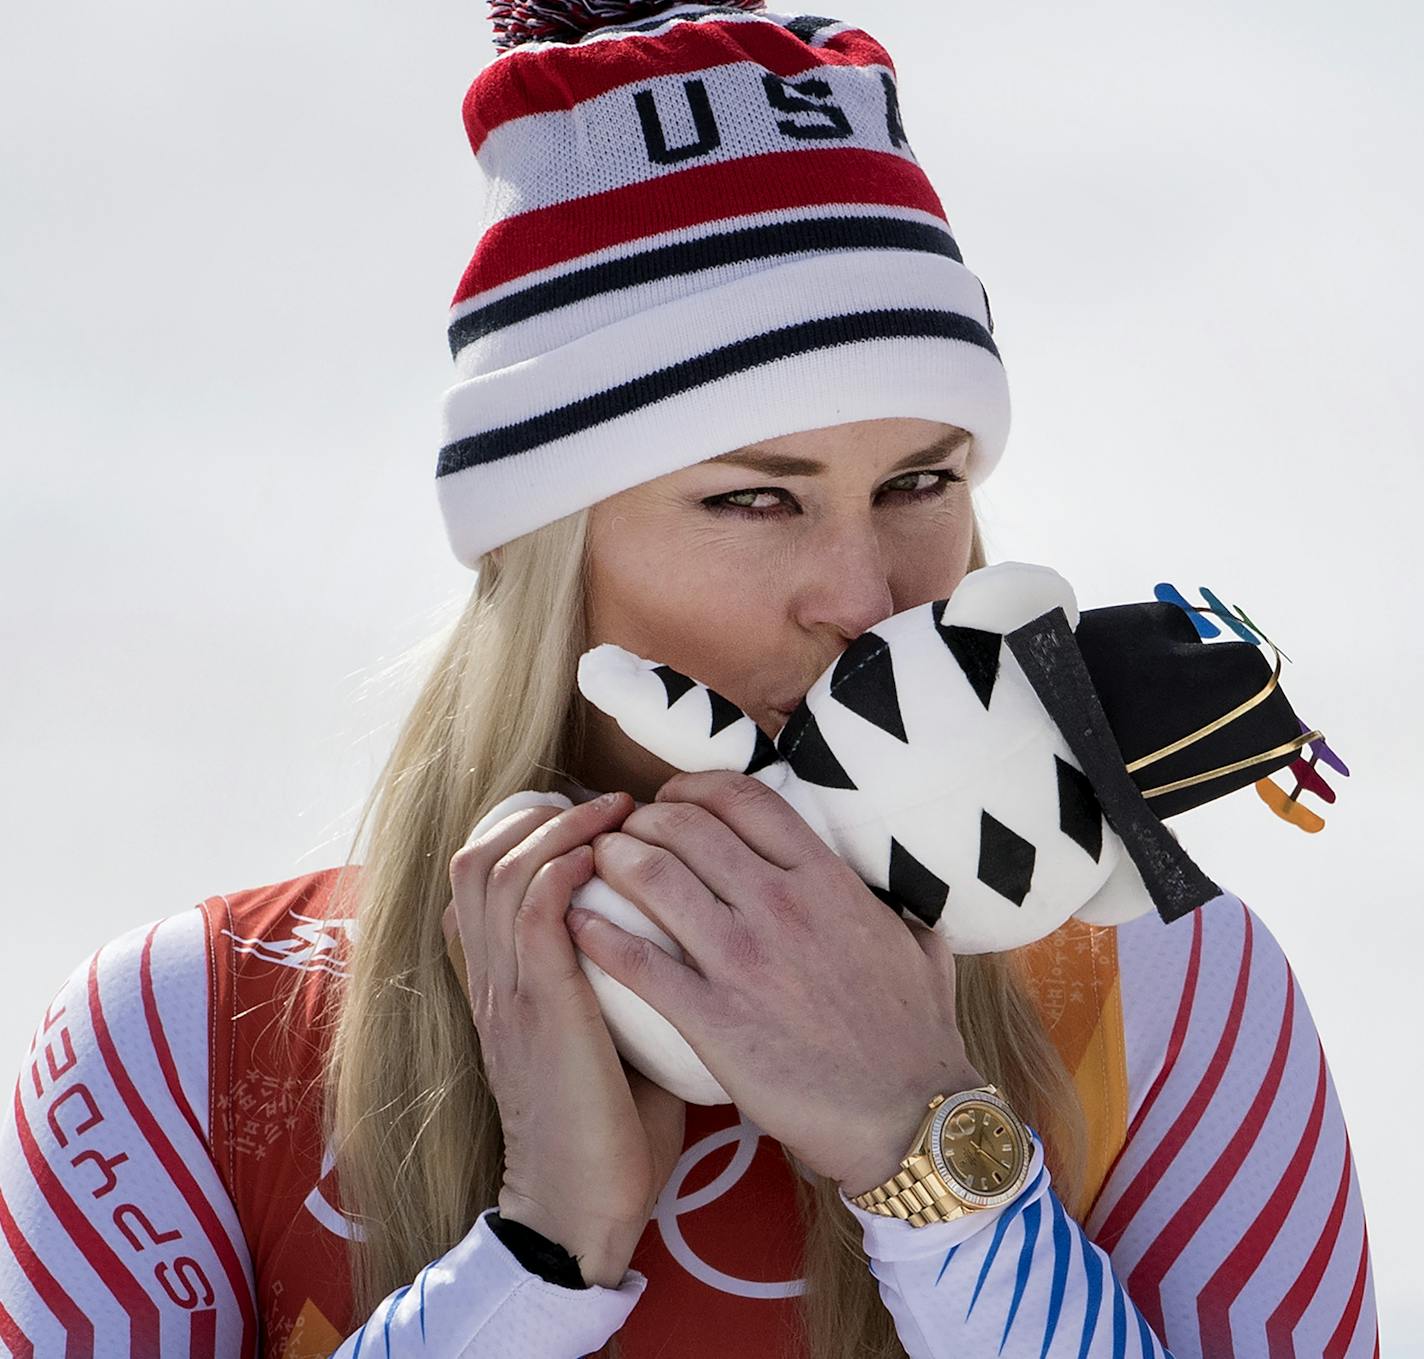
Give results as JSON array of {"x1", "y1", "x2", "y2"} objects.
[{"x1": 702, "y1": 468, "x2": 965, "y2": 519}]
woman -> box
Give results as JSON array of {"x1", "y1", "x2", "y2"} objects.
[{"x1": 0, "y1": 1, "x2": 1377, "y2": 1355}]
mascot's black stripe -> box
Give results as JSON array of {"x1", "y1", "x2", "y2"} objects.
[
  {"x1": 447, "y1": 215, "x2": 967, "y2": 357},
  {"x1": 1005, "y1": 607, "x2": 1221, "y2": 925},
  {"x1": 437, "y1": 308, "x2": 998, "y2": 477}
]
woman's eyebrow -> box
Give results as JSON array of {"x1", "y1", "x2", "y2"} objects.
[{"x1": 706, "y1": 428, "x2": 971, "y2": 478}]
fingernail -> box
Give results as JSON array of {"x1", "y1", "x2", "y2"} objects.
[
  {"x1": 594, "y1": 791, "x2": 621, "y2": 809},
  {"x1": 567, "y1": 907, "x2": 594, "y2": 932}
]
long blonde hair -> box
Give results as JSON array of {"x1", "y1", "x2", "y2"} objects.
[{"x1": 307, "y1": 497, "x2": 1088, "y2": 1357}]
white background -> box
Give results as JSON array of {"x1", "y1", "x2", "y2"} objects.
[{"x1": 2, "y1": 0, "x2": 1419, "y2": 1347}]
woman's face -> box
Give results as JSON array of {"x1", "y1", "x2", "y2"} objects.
[{"x1": 573, "y1": 416, "x2": 977, "y2": 802}]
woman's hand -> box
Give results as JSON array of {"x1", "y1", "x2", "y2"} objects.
[
  {"x1": 569, "y1": 770, "x2": 984, "y2": 1199},
  {"x1": 444, "y1": 791, "x2": 686, "y2": 1287}
]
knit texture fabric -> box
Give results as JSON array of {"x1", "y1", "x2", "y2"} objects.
[{"x1": 438, "y1": 0, "x2": 1010, "y2": 568}]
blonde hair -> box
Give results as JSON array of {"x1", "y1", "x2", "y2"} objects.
[{"x1": 303, "y1": 495, "x2": 1088, "y2": 1357}]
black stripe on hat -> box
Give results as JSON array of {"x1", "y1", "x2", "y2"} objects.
[
  {"x1": 575, "y1": 4, "x2": 782, "y2": 41},
  {"x1": 447, "y1": 214, "x2": 965, "y2": 359},
  {"x1": 587, "y1": 9, "x2": 844, "y2": 43},
  {"x1": 437, "y1": 305, "x2": 999, "y2": 476},
  {"x1": 783, "y1": 14, "x2": 847, "y2": 42}
]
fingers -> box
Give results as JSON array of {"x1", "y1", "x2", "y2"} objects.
[
  {"x1": 449, "y1": 792, "x2": 632, "y2": 999},
  {"x1": 512, "y1": 844, "x2": 597, "y2": 996},
  {"x1": 562, "y1": 900, "x2": 707, "y2": 1031},
  {"x1": 486, "y1": 795, "x2": 631, "y2": 994},
  {"x1": 653, "y1": 771, "x2": 819, "y2": 873},
  {"x1": 589, "y1": 823, "x2": 727, "y2": 962},
  {"x1": 449, "y1": 806, "x2": 565, "y2": 929},
  {"x1": 605, "y1": 799, "x2": 773, "y2": 925},
  {"x1": 449, "y1": 804, "x2": 565, "y2": 1000}
]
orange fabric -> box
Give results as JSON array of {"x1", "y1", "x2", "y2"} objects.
[{"x1": 1013, "y1": 919, "x2": 1130, "y2": 1216}]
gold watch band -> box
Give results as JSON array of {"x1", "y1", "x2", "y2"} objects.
[{"x1": 850, "y1": 1151, "x2": 970, "y2": 1227}]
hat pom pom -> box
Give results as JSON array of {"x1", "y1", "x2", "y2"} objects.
[{"x1": 488, "y1": 0, "x2": 767, "y2": 51}]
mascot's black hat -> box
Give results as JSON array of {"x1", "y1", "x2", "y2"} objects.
[{"x1": 1005, "y1": 587, "x2": 1341, "y2": 923}]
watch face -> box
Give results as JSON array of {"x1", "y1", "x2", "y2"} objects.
[{"x1": 935, "y1": 1099, "x2": 1029, "y2": 1204}]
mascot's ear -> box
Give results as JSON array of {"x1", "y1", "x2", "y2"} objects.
[{"x1": 576, "y1": 644, "x2": 783, "y2": 777}]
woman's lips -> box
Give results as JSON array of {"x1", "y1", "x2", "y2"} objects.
[{"x1": 765, "y1": 692, "x2": 807, "y2": 731}]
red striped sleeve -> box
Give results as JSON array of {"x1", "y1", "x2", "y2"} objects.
[
  {"x1": 0, "y1": 1298, "x2": 35, "y2": 1358},
  {"x1": 0, "y1": 908, "x2": 258, "y2": 1356},
  {"x1": 0, "y1": 1179, "x2": 91, "y2": 1357},
  {"x1": 87, "y1": 929, "x2": 258, "y2": 1341},
  {"x1": 1100, "y1": 892, "x2": 1378, "y2": 1356}
]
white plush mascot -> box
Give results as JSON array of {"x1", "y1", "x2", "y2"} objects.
[{"x1": 461, "y1": 560, "x2": 1327, "y2": 1103}]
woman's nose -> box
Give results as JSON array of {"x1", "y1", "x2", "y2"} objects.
[{"x1": 789, "y1": 522, "x2": 896, "y2": 639}]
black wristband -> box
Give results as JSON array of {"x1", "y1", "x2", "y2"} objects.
[{"x1": 487, "y1": 1210, "x2": 589, "y2": 1290}]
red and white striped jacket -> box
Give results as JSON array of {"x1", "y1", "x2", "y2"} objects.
[{"x1": 0, "y1": 861, "x2": 1379, "y2": 1356}]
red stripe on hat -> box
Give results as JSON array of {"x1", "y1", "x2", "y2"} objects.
[
  {"x1": 87, "y1": 937, "x2": 259, "y2": 1353},
  {"x1": 0, "y1": 1181, "x2": 86, "y2": 1356},
  {"x1": 452, "y1": 144, "x2": 947, "y2": 306},
  {"x1": 464, "y1": 17, "x2": 892, "y2": 153},
  {"x1": 1194, "y1": 1036, "x2": 1329, "y2": 1351}
]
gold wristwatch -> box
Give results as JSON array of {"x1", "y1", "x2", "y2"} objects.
[{"x1": 849, "y1": 1085, "x2": 1033, "y2": 1226}]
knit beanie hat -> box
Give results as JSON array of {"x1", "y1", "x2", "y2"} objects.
[{"x1": 437, "y1": 0, "x2": 1010, "y2": 569}]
